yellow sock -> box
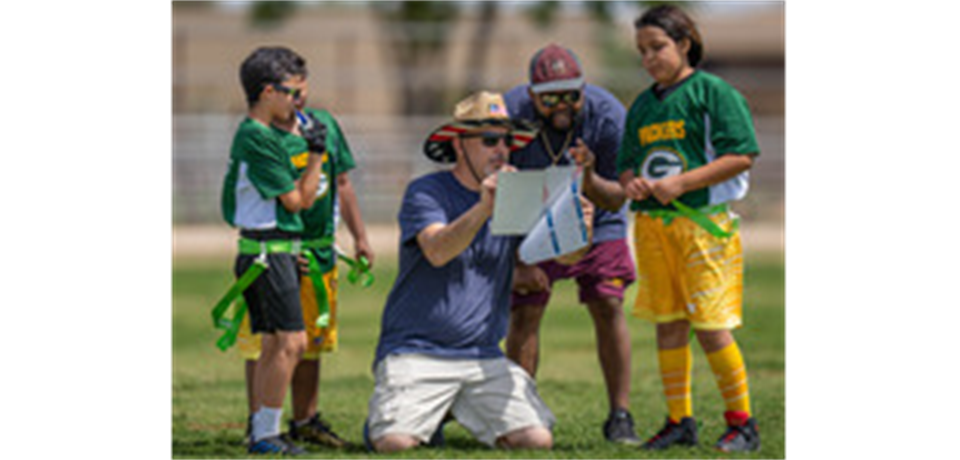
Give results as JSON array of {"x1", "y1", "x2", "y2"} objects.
[
  {"x1": 658, "y1": 346, "x2": 692, "y2": 422},
  {"x1": 705, "y1": 342, "x2": 752, "y2": 418}
]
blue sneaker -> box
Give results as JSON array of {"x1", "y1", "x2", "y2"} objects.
[{"x1": 248, "y1": 434, "x2": 306, "y2": 455}]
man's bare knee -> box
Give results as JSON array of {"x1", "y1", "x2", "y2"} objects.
[
  {"x1": 497, "y1": 426, "x2": 553, "y2": 450},
  {"x1": 373, "y1": 434, "x2": 420, "y2": 453},
  {"x1": 587, "y1": 298, "x2": 624, "y2": 324}
]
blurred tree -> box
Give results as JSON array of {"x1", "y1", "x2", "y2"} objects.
[
  {"x1": 249, "y1": 1, "x2": 297, "y2": 29},
  {"x1": 374, "y1": 0, "x2": 686, "y2": 115},
  {"x1": 372, "y1": 2, "x2": 460, "y2": 115},
  {"x1": 525, "y1": 1, "x2": 680, "y2": 30}
]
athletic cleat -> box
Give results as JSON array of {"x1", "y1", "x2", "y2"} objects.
[
  {"x1": 641, "y1": 417, "x2": 698, "y2": 450},
  {"x1": 715, "y1": 415, "x2": 760, "y2": 452},
  {"x1": 248, "y1": 434, "x2": 306, "y2": 455},
  {"x1": 603, "y1": 408, "x2": 641, "y2": 445},
  {"x1": 288, "y1": 413, "x2": 351, "y2": 448}
]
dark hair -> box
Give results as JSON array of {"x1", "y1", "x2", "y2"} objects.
[
  {"x1": 634, "y1": 5, "x2": 704, "y2": 67},
  {"x1": 239, "y1": 46, "x2": 307, "y2": 107}
]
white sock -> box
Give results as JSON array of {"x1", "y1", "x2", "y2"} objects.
[{"x1": 252, "y1": 407, "x2": 284, "y2": 442}]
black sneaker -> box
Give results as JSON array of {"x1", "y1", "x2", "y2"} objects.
[
  {"x1": 288, "y1": 413, "x2": 351, "y2": 448},
  {"x1": 248, "y1": 433, "x2": 307, "y2": 455},
  {"x1": 641, "y1": 417, "x2": 698, "y2": 450},
  {"x1": 603, "y1": 408, "x2": 641, "y2": 445},
  {"x1": 715, "y1": 416, "x2": 760, "y2": 452}
]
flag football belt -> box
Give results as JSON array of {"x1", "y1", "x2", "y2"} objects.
[
  {"x1": 210, "y1": 237, "x2": 329, "y2": 351},
  {"x1": 237, "y1": 237, "x2": 304, "y2": 255},
  {"x1": 645, "y1": 202, "x2": 740, "y2": 239},
  {"x1": 302, "y1": 237, "x2": 334, "y2": 330},
  {"x1": 210, "y1": 236, "x2": 373, "y2": 351}
]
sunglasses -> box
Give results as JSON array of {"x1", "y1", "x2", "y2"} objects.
[
  {"x1": 271, "y1": 83, "x2": 303, "y2": 100},
  {"x1": 462, "y1": 132, "x2": 513, "y2": 148},
  {"x1": 538, "y1": 91, "x2": 581, "y2": 108}
]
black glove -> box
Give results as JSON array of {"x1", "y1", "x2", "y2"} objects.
[{"x1": 300, "y1": 112, "x2": 328, "y2": 155}]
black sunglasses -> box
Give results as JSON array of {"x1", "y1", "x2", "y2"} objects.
[
  {"x1": 538, "y1": 91, "x2": 581, "y2": 108},
  {"x1": 271, "y1": 83, "x2": 303, "y2": 100},
  {"x1": 462, "y1": 132, "x2": 513, "y2": 148}
]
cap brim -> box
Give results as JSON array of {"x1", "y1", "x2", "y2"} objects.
[
  {"x1": 530, "y1": 78, "x2": 585, "y2": 93},
  {"x1": 423, "y1": 119, "x2": 539, "y2": 164}
]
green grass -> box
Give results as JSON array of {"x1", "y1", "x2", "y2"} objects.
[{"x1": 173, "y1": 252, "x2": 784, "y2": 458}]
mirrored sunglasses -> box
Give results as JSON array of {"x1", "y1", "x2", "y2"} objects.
[{"x1": 538, "y1": 91, "x2": 581, "y2": 108}]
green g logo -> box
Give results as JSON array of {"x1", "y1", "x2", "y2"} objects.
[{"x1": 641, "y1": 150, "x2": 685, "y2": 179}]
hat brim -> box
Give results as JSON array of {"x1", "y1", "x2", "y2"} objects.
[
  {"x1": 530, "y1": 78, "x2": 585, "y2": 94},
  {"x1": 423, "y1": 119, "x2": 538, "y2": 164}
]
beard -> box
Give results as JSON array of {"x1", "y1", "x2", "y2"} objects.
[{"x1": 545, "y1": 108, "x2": 575, "y2": 132}]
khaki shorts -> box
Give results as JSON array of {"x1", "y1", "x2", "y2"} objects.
[{"x1": 366, "y1": 354, "x2": 556, "y2": 447}]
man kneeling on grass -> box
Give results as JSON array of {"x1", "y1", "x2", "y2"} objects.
[{"x1": 363, "y1": 91, "x2": 595, "y2": 452}]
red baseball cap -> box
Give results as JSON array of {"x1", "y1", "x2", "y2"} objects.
[{"x1": 528, "y1": 44, "x2": 585, "y2": 93}]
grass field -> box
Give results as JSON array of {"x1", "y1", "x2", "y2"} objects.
[{"x1": 173, "y1": 252, "x2": 784, "y2": 458}]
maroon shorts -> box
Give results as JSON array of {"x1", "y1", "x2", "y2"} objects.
[{"x1": 511, "y1": 239, "x2": 637, "y2": 308}]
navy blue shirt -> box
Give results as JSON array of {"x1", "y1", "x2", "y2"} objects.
[
  {"x1": 503, "y1": 84, "x2": 628, "y2": 243},
  {"x1": 374, "y1": 171, "x2": 520, "y2": 367}
]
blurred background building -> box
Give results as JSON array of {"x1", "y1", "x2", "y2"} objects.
[{"x1": 173, "y1": 1, "x2": 784, "y2": 229}]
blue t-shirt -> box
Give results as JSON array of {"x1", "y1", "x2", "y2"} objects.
[
  {"x1": 503, "y1": 83, "x2": 628, "y2": 243},
  {"x1": 373, "y1": 171, "x2": 520, "y2": 367}
]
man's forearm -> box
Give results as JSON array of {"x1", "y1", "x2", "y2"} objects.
[
  {"x1": 418, "y1": 203, "x2": 491, "y2": 267},
  {"x1": 677, "y1": 154, "x2": 754, "y2": 193},
  {"x1": 583, "y1": 170, "x2": 628, "y2": 212},
  {"x1": 297, "y1": 154, "x2": 324, "y2": 210}
]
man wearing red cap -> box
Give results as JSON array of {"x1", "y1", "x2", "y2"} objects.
[{"x1": 503, "y1": 44, "x2": 640, "y2": 444}]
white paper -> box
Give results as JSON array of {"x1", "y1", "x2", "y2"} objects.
[
  {"x1": 518, "y1": 178, "x2": 590, "y2": 264},
  {"x1": 490, "y1": 170, "x2": 547, "y2": 235},
  {"x1": 492, "y1": 166, "x2": 580, "y2": 235},
  {"x1": 489, "y1": 166, "x2": 590, "y2": 264}
]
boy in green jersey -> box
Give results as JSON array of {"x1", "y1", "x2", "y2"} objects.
[
  {"x1": 221, "y1": 46, "x2": 329, "y2": 455},
  {"x1": 234, "y1": 48, "x2": 373, "y2": 449}
]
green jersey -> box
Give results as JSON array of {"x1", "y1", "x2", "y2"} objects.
[
  {"x1": 221, "y1": 117, "x2": 304, "y2": 233},
  {"x1": 616, "y1": 71, "x2": 759, "y2": 211},
  {"x1": 279, "y1": 108, "x2": 357, "y2": 271}
]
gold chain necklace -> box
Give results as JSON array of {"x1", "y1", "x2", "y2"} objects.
[{"x1": 541, "y1": 128, "x2": 575, "y2": 166}]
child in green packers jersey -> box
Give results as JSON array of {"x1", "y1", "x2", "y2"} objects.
[
  {"x1": 233, "y1": 47, "x2": 374, "y2": 450},
  {"x1": 616, "y1": 6, "x2": 761, "y2": 453},
  {"x1": 221, "y1": 46, "x2": 329, "y2": 455}
]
